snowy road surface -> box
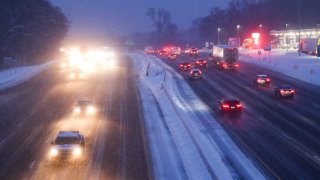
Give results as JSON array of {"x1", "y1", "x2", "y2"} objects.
[{"x1": 131, "y1": 53, "x2": 264, "y2": 180}]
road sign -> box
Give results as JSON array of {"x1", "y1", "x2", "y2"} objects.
[{"x1": 263, "y1": 44, "x2": 272, "y2": 51}]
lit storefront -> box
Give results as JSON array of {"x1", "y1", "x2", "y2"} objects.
[{"x1": 270, "y1": 28, "x2": 320, "y2": 48}]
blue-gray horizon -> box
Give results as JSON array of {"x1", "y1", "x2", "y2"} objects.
[{"x1": 50, "y1": 0, "x2": 230, "y2": 38}]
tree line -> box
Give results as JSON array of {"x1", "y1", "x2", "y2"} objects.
[
  {"x1": 192, "y1": 0, "x2": 320, "y2": 44},
  {"x1": 0, "y1": 0, "x2": 69, "y2": 67}
]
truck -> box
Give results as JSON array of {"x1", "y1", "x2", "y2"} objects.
[
  {"x1": 210, "y1": 45, "x2": 239, "y2": 70},
  {"x1": 299, "y1": 38, "x2": 320, "y2": 55},
  {"x1": 228, "y1": 37, "x2": 240, "y2": 47},
  {"x1": 171, "y1": 47, "x2": 181, "y2": 55}
]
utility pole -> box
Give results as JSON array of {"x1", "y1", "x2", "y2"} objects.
[
  {"x1": 217, "y1": 28, "x2": 221, "y2": 45},
  {"x1": 298, "y1": 0, "x2": 301, "y2": 56}
]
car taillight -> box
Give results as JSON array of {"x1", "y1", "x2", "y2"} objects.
[
  {"x1": 266, "y1": 78, "x2": 270, "y2": 82},
  {"x1": 222, "y1": 64, "x2": 227, "y2": 68},
  {"x1": 290, "y1": 90, "x2": 295, "y2": 93},
  {"x1": 222, "y1": 104, "x2": 230, "y2": 109},
  {"x1": 203, "y1": 61, "x2": 207, "y2": 63},
  {"x1": 280, "y1": 90, "x2": 285, "y2": 93},
  {"x1": 235, "y1": 64, "x2": 239, "y2": 67},
  {"x1": 199, "y1": 71, "x2": 202, "y2": 74},
  {"x1": 187, "y1": 64, "x2": 191, "y2": 67},
  {"x1": 180, "y1": 65, "x2": 183, "y2": 67},
  {"x1": 236, "y1": 104, "x2": 242, "y2": 108}
]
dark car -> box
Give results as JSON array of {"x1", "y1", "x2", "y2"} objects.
[
  {"x1": 179, "y1": 62, "x2": 191, "y2": 71},
  {"x1": 159, "y1": 50, "x2": 168, "y2": 56},
  {"x1": 195, "y1": 59, "x2": 207, "y2": 68},
  {"x1": 274, "y1": 85, "x2": 295, "y2": 99},
  {"x1": 189, "y1": 69, "x2": 202, "y2": 80},
  {"x1": 74, "y1": 100, "x2": 97, "y2": 115},
  {"x1": 68, "y1": 69, "x2": 84, "y2": 80},
  {"x1": 253, "y1": 74, "x2": 270, "y2": 86},
  {"x1": 190, "y1": 48, "x2": 198, "y2": 56},
  {"x1": 168, "y1": 54, "x2": 177, "y2": 60},
  {"x1": 218, "y1": 98, "x2": 243, "y2": 115}
]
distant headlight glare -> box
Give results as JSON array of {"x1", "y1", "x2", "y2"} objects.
[{"x1": 49, "y1": 148, "x2": 58, "y2": 157}]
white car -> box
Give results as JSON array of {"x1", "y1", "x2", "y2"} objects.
[
  {"x1": 48, "y1": 131, "x2": 85, "y2": 161},
  {"x1": 189, "y1": 68, "x2": 203, "y2": 80}
]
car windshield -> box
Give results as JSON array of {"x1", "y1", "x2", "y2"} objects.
[
  {"x1": 77, "y1": 101, "x2": 92, "y2": 106},
  {"x1": 55, "y1": 136, "x2": 80, "y2": 145},
  {"x1": 279, "y1": 85, "x2": 291, "y2": 89}
]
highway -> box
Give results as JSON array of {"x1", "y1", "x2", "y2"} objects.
[
  {"x1": 0, "y1": 56, "x2": 150, "y2": 180},
  {"x1": 158, "y1": 53, "x2": 320, "y2": 179}
]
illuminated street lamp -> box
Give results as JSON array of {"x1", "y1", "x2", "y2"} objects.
[
  {"x1": 236, "y1": 25, "x2": 240, "y2": 46},
  {"x1": 286, "y1": 23, "x2": 289, "y2": 52},
  {"x1": 217, "y1": 28, "x2": 221, "y2": 45}
]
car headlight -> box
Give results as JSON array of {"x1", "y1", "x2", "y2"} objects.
[
  {"x1": 73, "y1": 147, "x2": 82, "y2": 156},
  {"x1": 70, "y1": 73, "x2": 75, "y2": 79},
  {"x1": 74, "y1": 107, "x2": 81, "y2": 113},
  {"x1": 79, "y1": 73, "x2": 83, "y2": 78},
  {"x1": 61, "y1": 63, "x2": 66, "y2": 68},
  {"x1": 49, "y1": 148, "x2": 58, "y2": 157},
  {"x1": 87, "y1": 106, "x2": 96, "y2": 114}
]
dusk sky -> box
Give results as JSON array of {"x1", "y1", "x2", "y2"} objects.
[{"x1": 50, "y1": 0, "x2": 230, "y2": 38}]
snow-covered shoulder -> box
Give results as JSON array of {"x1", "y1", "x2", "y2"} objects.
[
  {"x1": 0, "y1": 61, "x2": 54, "y2": 90},
  {"x1": 239, "y1": 48, "x2": 320, "y2": 86},
  {"x1": 130, "y1": 53, "x2": 265, "y2": 180}
]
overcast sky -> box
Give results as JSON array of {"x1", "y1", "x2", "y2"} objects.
[{"x1": 50, "y1": 0, "x2": 230, "y2": 38}]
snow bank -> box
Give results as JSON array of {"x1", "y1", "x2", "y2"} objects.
[
  {"x1": 0, "y1": 61, "x2": 54, "y2": 90},
  {"x1": 239, "y1": 48, "x2": 320, "y2": 86},
  {"x1": 130, "y1": 53, "x2": 265, "y2": 180}
]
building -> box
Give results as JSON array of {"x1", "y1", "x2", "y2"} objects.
[{"x1": 270, "y1": 28, "x2": 320, "y2": 48}]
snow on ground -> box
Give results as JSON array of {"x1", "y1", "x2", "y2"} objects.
[
  {"x1": 0, "y1": 61, "x2": 54, "y2": 90},
  {"x1": 130, "y1": 53, "x2": 265, "y2": 180},
  {"x1": 239, "y1": 48, "x2": 320, "y2": 86}
]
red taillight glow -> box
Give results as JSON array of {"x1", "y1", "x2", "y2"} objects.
[
  {"x1": 222, "y1": 104, "x2": 230, "y2": 109},
  {"x1": 187, "y1": 64, "x2": 191, "y2": 67},
  {"x1": 180, "y1": 65, "x2": 183, "y2": 67},
  {"x1": 203, "y1": 61, "x2": 207, "y2": 63},
  {"x1": 222, "y1": 64, "x2": 227, "y2": 68},
  {"x1": 266, "y1": 78, "x2": 270, "y2": 82},
  {"x1": 235, "y1": 64, "x2": 239, "y2": 67},
  {"x1": 280, "y1": 90, "x2": 285, "y2": 93},
  {"x1": 290, "y1": 90, "x2": 295, "y2": 93},
  {"x1": 236, "y1": 104, "x2": 242, "y2": 108}
]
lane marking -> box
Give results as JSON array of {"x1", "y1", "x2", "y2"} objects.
[
  {"x1": 281, "y1": 133, "x2": 291, "y2": 140},
  {"x1": 313, "y1": 155, "x2": 320, "y2": 164},
  {"x1": 29, "y1": 161, "x2": 36, "y2": 169}
]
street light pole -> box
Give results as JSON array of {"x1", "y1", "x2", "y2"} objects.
[
  {"x1": 1, "y1": 25, "x2": 25, "y2": 41},
  {"x1": 217, "y1": 28, "x2": 221, "y2": 45},
  {"x1": 298, "y1": 0, "x2": 301, "y2": 56},
  {"x1": 236, "y1": 25, "x2": 240, "y2": 46},
  {"x1": 286, "y1": 23, "x2": 289, "y2": 52}
]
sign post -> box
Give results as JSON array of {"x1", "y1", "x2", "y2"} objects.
[
  {"x1": 317, "y1": 45, "x2": 320, "y2": 59},
  {"x1": 263, "y1": 44, "x2": 272, "y2": 61}
]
